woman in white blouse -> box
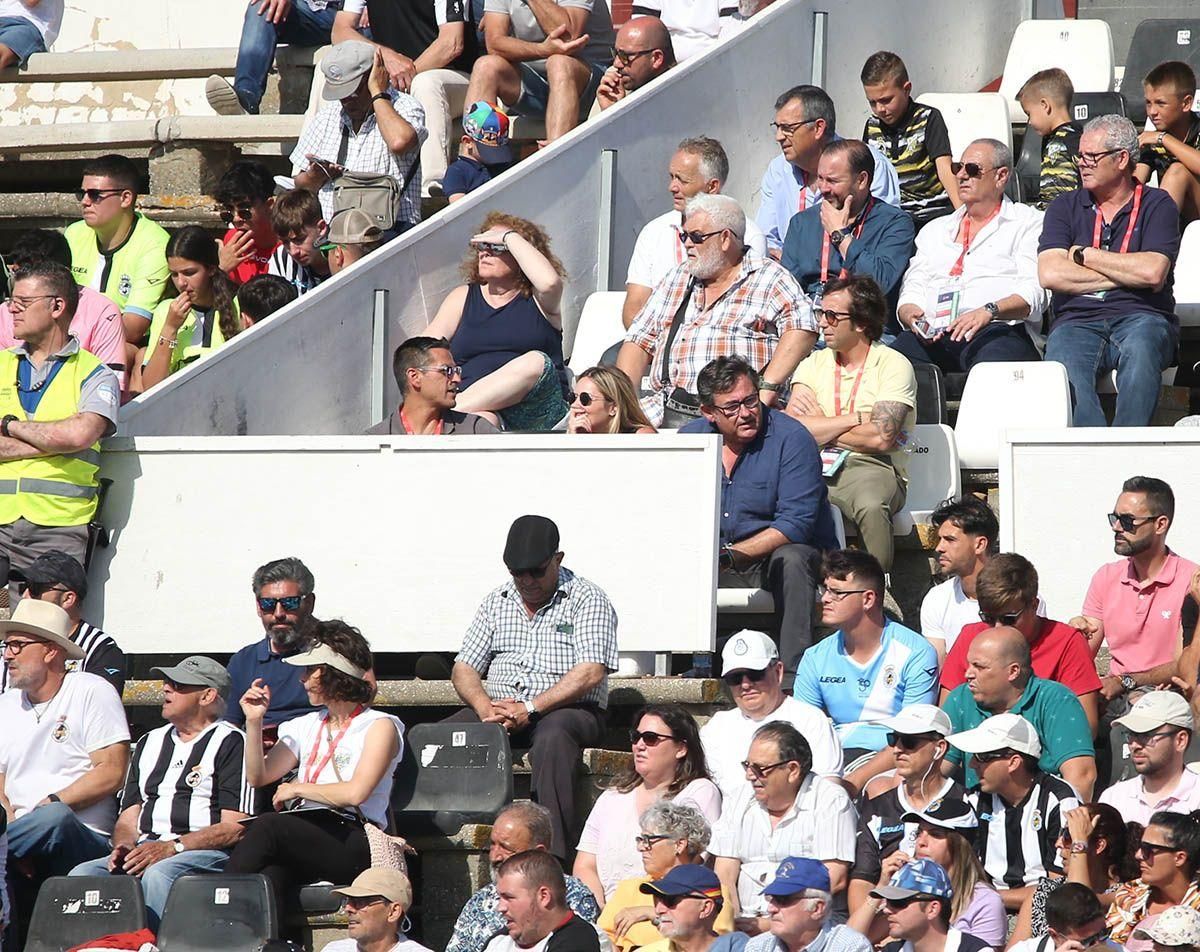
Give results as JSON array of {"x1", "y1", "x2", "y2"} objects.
[
  {"x1": 574, "y1": 704, "x2": 722, "y2": 905},
  {"x1": 226, "y1": 620, "x2": 405, "y2": 926}
]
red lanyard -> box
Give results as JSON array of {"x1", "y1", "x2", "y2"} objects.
[
  {"x1": 1092, "y1": 183, "x2": 1143, "y2": 253},
  {"x1": 949, "y1": 205, "x2": 1001, "y2": 277},
  {"x1": 833, "y1": 355, "x2": 868, "y2": 417},
  {"x1": 303, "y1": 706, "x2": 363, "y2": 784},
  {"x1": 820, "y1": 199, "x2": 874, "y2": 283},
  {"x1": 797, "y1": 170, "x2": 810, "y2": 212},
  {"x1": 673, "y1": 224, "x2": 686, "y2": 265},
  {"x1": 399, "y1": 409, "x2": 443, "y2": 435}
]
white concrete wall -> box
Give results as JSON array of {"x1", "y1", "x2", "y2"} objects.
[
  {"x1": 87, "y1": 434, "x2": 721, "y2": 654},
  {"x1": 119, "y1": 0, "x2": 1027, "y2": 437}
]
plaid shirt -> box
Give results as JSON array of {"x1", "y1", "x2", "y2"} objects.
[
  {"x1": 625, "y1": 253, "x2": 814, "y2": 425},
  {"x1": 455, "y1": 567, "x2": 618, "y2": 708},
  {"x1": 290, "y1": 90, "x2": 427, "y2": 226}
]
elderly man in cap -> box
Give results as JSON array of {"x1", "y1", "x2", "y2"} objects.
[
  {"x1": 745, "y1": 857, "x2": 872, "y2": 952},
  {"x1": 0, "y1": 600, "x2": 129, "y2": 903},
  {"x1": 700, "y1": 629, "x2": 842, "y2": 803},
  {"x1": 2, "y1": 549, "x2": 126, "y2": 695},
  {"x1": 292, "y1": 40, "x2": 427, "y2": 236},
  {"x1": 323, "y1": 208, "x2": 387, "y2": 275},
  {"x1": 1100, "y1": 691, "x2": 1200, "y2": 825},
  {"x1": 452, "y1": 513, "x2": 618, "y2": 862},
  {"x1": 1133, "y1": 905, "x2": 1200, "y2": 952},
  {"x1": 325, "y1": 867, "x2": 434, "y2": 952},
  {"x1": 639, "y1": 864, "x2": 745, "y2": 952},
  {"x1": 871, "y1": 858, "x2": 990, "y2": 952},
  {"x1": 68, "y1": 656, "x2": 252, "y2": 927}
]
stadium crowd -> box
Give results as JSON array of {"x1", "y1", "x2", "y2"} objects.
[{"x1": 2, "y1": 0, "x2": 1200, "y2": 950}]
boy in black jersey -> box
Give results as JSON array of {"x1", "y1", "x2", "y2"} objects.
[
  {"x1": 1017, "y1": 68, "x2": 1081, "y2": 208},
  {"x1": 1136, "y1": 60, "x2": 1200, "y2": 226},
  {"x1": 861, "y1": 51, "x2": 958, "y2": 228}
]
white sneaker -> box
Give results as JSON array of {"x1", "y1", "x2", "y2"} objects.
[{"x1": 205, "y1": 75, "x2": 246, "y2": 116}]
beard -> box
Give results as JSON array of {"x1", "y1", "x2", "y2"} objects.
[
  {"x1": 687, "y1": 244, "x2": 725, "y2": 280},
  {"x1": 1114, "y1": 534, "x2": 1153, "y2": 557},
  {"x1": 268, "y1": 616, "x2": 313, "y2": 652}
]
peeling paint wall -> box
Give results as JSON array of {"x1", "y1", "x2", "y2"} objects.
[{"x1": 0, "y1": 1, "x2": 248, "y2": 126}]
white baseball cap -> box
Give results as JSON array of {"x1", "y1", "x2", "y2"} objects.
[
  {"x1": 880, "y1": 704, "x2": 953, "y2": 738},
  {"x1": 721, "y1": 630, "x2": 778, "y2": 675},
  {"x1": 1133, "y1": 906, "x2": 1200, "y2": 946},
  {"x1": 1114, "y1": 690, "x2": 1195, "y2": 734},
  {"x1": 947, "y1": 712, "x2": 1042, "y2": 758}
]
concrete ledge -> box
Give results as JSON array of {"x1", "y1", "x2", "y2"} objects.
[
  {"x1": 0, "y1": 45, "x2": 318, "y2": 84},
  {"x1": 0, "y1": 114, "x2": 304, "y2": 153}
]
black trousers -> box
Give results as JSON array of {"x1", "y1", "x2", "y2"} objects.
[
  {"x1": 719, "y1": 542, "x2": 822, "y2": 683},
  {"x1": 445, "y1": 704, "x2": 605, "y2": 861}
]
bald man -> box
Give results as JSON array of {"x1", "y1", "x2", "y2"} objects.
[
  {"x1": 940, "y1": 627, "x2": 1096, "y2": 797},
  {"x1": 596, "y1": 17, "x2": 676, "y2": 111}
]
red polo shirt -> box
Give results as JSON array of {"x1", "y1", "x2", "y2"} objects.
[{"x1": 939, "y1": 618, "x2": 1102, "y2": 695}]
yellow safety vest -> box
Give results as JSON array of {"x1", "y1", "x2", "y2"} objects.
[{"x1": 0, "y1": 348, "x2": 104, "y2": 527}]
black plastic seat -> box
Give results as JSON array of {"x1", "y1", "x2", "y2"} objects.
[
  {"x1": 156, "y1": 874, "x2": 277, "y2": 952},
  {"x1": 911, "y1": 362, "x2": 947, "y2": 425},
  {"x1": 392, "y1": 722, "x2": 513, "y2": 834},
  {"x1": 297, "y1": 883, "x2": 342, "y2": 915},
  {"x1": 1015, "y1": 93, "x2": 1124, "y2": 206},
  {"x1": 1121, "y1": 19, "x2": 1200, "y2": 125},
  {"x1": 25, "y1": 876, "x2": 148, "y2": 952}
]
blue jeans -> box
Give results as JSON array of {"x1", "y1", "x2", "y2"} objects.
[
  {"x1": 0, "y1": 16, "x2": 46, "y2": 66},
  {"x1": 890, "y1": 321, "x2": 1041, "y2": 374},
  {"x1": 233, "y1": 0, "x2": 339, "y2": 113},
  {"x1": 1045, "y1": 310, "x2": 1177, "y2": 427},
  {"x1": 8, "y1": 802, "x2": 110, "y2": 878},
  {"x1": 70, "y1": 850, "x2": 231, "y2": 929}
]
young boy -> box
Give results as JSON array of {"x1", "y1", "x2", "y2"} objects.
[
  {"x1": 267, "y1": 188, "x2": 331, "y2": 295},
  {"x1": 1136, "y1": 60, "x2": 1200, "y2": 225},
  {"x1": 861, "y1": 50, "x2": 958, "y2": 227},
  {"x1": 236, "y1": 274, "x2": 297, "y2": 329},
  {"x1": 442, "y1": 101, "x2": 512, "y2": 203},
  {"x1": 215, "y1": 160, "x2": 280, "y2": 286},
  {"x1": 1016, "y1": 67, "x2": 1081, "y2": 208}
]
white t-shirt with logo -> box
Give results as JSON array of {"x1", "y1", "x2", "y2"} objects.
[
  {"x1": 278, "y1": 707, "x2": 405, "y2": 828},
  {"x1": 0, "y1": 0, "x2": 64, "y2": 45},
  {"x1": 0, "y1": 671, "x2": 130, "y2": 833}
]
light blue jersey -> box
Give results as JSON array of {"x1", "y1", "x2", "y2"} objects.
[{"x1": 793, "y1": 620, "x2": 938, "y2": 752}]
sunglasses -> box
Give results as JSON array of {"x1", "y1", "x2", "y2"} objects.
[
  {"x1": 1108, "y1": 511, "x2": 1157, "y2": 532},
  {"x1": 971, "y1": 749, "x2": 1014, "y2": 764},
  {"x1": 654, "y1": 893, "x2": 709, "y2": 908},
  {"x1": 611, "y1": 46, "x2": 656, "y2": 66},
  {"x1": 681, "y1": 229, "x2": 724, "y2": 245},
  {"x1": 886, "y1": 732, "x2": 937, "y2": 751},
  {"x1": 882, "y1": 896, "x2": 929, "y2": 910},
  {"x1": 258, "y1": 595, "x2": 304, "y2": 612},
  {"x1": 1075, "y1": 927, "x2": 1113, "y2": 947},
  {"x1": 630, "y1": 729, "x2": 676, "y2": 747},
  {"x1": 741, "y1": 759, "x2": 790, "y2": 779},
  {"x1": 979, "y1": 610, "x2": 1022, "y2": 626},
  {"x1": 814, "y1": 306, "x2": 854, "y2": 325},
  {"x1": 568, "y1": 391, "x2": 601, "y2": 407},
  {"x1": 18, "y1": 583, "x2": 69, "y2": 598},
  {"x1": 343, "y1": 895, "x2": 388, "y2": 910},
  {"x1": 722, "y1": 667, "x2": 771, "y2": 687},
  {"x1": 473, "y1": 241, "x2": 510, "y2": 255},
  {"x1": 219, "y1": 203, "x2": 257, "y2": 223},
  {"x1": 1137, "y1": 840, "x2": 1178, "y2": 859},
  {"x1": 1127, "y1": 729, "x2": 1180, "y2": 748},
  {"x1": 76, "y1": 187, "x2": 126, "y2": 203},
  {"x1": 510, "y1": 558, "x2": 553, "y2": 579},
  {"x1": 950, "y1": 162, "x2": 995, "y2": 178}
]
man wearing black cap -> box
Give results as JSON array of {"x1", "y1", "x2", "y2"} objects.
[
  {"x1": 452, "y1": 514, "x2": 619, "y2": 862},
  {"x1": 3, "y1": 549, "x2": 126, "y2": 695}
]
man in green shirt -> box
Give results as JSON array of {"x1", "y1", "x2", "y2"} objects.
[{"x1": 940, "y1": 626, "x2": 1095, "y2": 798}]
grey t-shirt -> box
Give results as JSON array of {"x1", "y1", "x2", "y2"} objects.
[
  {"x1": 365, "y1": 409, "x2": 500, "y2": 435},
  {"x1": 483, "y1": 0, "x2": 615, "y2": 70}
]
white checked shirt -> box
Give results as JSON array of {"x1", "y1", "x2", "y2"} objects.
[
  {"x1": 455, "y1": 567, "x2": 619, "y2": 708},
  {"x1": 290, "y1": 90, "x2": 427, "y2": 225}
]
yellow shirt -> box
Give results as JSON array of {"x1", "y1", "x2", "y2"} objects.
[
  {"x1": 597, "y1": 875, "x2": 736, "y2": 952},
  {"x1": 790, "y1": 341, "x2": 917, "y2": 477}
]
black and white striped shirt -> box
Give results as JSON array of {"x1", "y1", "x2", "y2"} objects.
[
  {"x1": 972, "y1": 772, "x2": 1079, "y2": 890},
  {"x1": 267, "y1": 246, "x2": 326, "y2": 297},
  {"x1": 121, "y1": 720, "x2": 254, "y2": 840},
  {"x1": 1, "y1": 620, "x2": 127, "y2": 696}
]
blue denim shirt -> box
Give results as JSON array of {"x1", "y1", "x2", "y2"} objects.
[{"x1": 681, "y1": 408, "x2": 838, "y2": 549}]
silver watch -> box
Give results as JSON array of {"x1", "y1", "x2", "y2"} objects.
[{"x1": 984, "y1": 302, "x2": 1000, "y2": 320}]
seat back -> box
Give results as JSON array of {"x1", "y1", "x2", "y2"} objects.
[
  {"x1": 568, "y1": 291, "x2": 628, "y2": 374},
  {"x1": 1071, "y1": 91, "x2": 1126, "y2": 123},
  {"x1": 901, "y1": 424, "x2": 961, "y2": 523},
  {"x1": 952, "y1": 361, "x2": 1072, "y2": 469},
  {"x1": 25, "y1": 876, "x2": 148, "y2": 952},
  {"x1": 1176, "y1": 220, "x2": 1200, "y2": 330},
  {"x1": 1120, "y1": 19, "x2": 1200, "y2": 125},
  {"x1": 911, "y1": 363, "x2": 947, "y2": 425},
  {"x1": 156, "y1": 874, "x2": 277, "y2": 952},
  {"x1": 1015, "y1": 93, "x2": 1125, "y2": 203},
  {"x1": 392, "y1": 722, "x2": 513, "y2": 833},
  {"x1": 998, "y1": 18, "x2": 1115, "y2": 122},
  {"x1": 920, "y1": 93, "x2": 1013, "y2": 156}
]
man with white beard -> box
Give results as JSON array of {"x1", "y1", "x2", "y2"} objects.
[{"x1": 618, "y1": 193, "x2": 817, "y2": 427}]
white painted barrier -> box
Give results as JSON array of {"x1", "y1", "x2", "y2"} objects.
[
  {"x1": 999, "y1": 429, "x2": 1200, "y2": 623},
  {"x1": 87, "y1": 434, "x2": 722, "y2": 656}
]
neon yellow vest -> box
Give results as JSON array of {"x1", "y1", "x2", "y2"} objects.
[{"x1": 0, "y1": 348, "x2": 104, "y2": 527}]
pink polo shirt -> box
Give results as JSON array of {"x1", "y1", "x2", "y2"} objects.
[
  {"x1": 1082, "y1": 551, "x2": 1199, "y2": 675},
  {"x1": 1099, "y1": 767, "x2": 1200, "y2": 826},
  {"x1": 0, "y1": 286, "x2": 125, "y2": 373}
]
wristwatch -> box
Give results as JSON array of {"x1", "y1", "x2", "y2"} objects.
[
  {"x1": 719, "y1": 545, "x2": 736, "y2": 571},
  {"x1": 1, "y1": 414, "x2": 17, "y2": 438},
  {"x1": 1120, "y1": 674, "x2": 1138, "y2": 694},
  {"x1": 523, "y1": 699, "x2": 541, "y2": 725},
  {"x1": 983, "y1": 302, "x2": 1000, "y2": 321},
  {"x1": 828, "y1": 229, "x2": 846, "y2": 246},
  {"x1": 1158, "y1": 131, "x2": 1167, "y2": 146},
  {"x1": 1072, "y1": 246, "x2": 1086, "y2": 266},
  {"x1": 759, "y1": 379, "x2": 783, "y2": 393},
  {"x1": 172, "y1": 839, "x2": 186, "y2": 854},
  {"x1": 371, "y1": 92, "x2": 391, "y2": 104}
]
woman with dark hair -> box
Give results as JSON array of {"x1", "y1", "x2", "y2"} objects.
[
  {"x1": 226, "y1": 620, "x2": 404, "y2": 923},
  {"x1": 424, "y1": 211, "x2": 570, "y2": 431},
  {"x1": 574, "y1": 704, "x2": 720, "y2": 905},
  {"x1": 1105, "y1": 810, "x2": 1200, "y2": 949},
  {"x1": 138, "y1": 225, "x2": 240, "y2": 390},
  {"x1": 566, "y1": 366, "x2": 656, "y2": 434}
]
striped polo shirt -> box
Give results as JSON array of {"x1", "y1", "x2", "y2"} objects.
[{"x1": 864, "y1": 100, "x2": 954, "y2": 225}]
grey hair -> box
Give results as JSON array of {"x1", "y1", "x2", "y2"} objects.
[
  {"x1": 803, "y1": 888, "x2": 833, "y2": 924},
  {"x1": 1083, "y1": 114, "x2": 1140, "y2": 160},
  {"x1": 973, "y1": 137, "x2": 1013, "y2": 171},
  {"x1": 496, "y1": 801, "x2": 554, "y2": 848},
  {"x1": 677, "y1": 136, "x2": 730, "y2": 186},
  {"x1": 774, "y1": 84, "x2": 836, "y2": 135},
  {"x1": 684, "y1": 193, "x2": 745, "y2": 242},
  {"x1": 252, "y1": 557, "x2": 315, "y2": 596},
  {"x1": 640, "y1": 800, "x2": 712, "y2": 857}
]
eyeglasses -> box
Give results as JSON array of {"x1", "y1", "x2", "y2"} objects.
[
  {"x1": 1137, "y1": 840, "x2": 1178, "y2": 859},
  {"x1": 654, "y1": 894, "x2": 709, "y2": 908},
  {"x1": 681, "y1": 228, "x2": 725, "y2": 245},
  {"x1": 886, "y1": 732, "x2": 937, "y2": 751},
  {"x1": 882, "y1": 896, "x2": 929, "y2": 911},
  {"x1": 1108, "y1": 511, "x2": 1157, "y2": 532},
  {"x1": 817, "y1": 584, "x2": 870, "y2": 600},
  {"x1": 219, "y1": 203, "x2": 256, "y2": 223},
  {"x1": 18, "y1": 583, "x2": 69, "y2": 598},
  {"x1": 710, "y1": 394, "x2": 759, "y2": 417},
  {"x1": 1126, "y1": 729, "x2": 1180, "y2": 748},
  {"x1": 770, "y1": 118, "x2": 819, "y2": 135},
  {"x1": 766, "y1": 892, "x2": 811, "y2": 908},
  {"x1": 76, "y1": 187, "x2": 126, "y2": 203},
  {"x1": 635, "y1": 833, "x2": 673, "y2": 850},
  {"x1": 510, "y1": 559, "x2": 554, "y2": 579},
  {"x1": 722, "y1": 667, "x2": 771, "y2": 687},
  {"x1": 1, "y1": 638, "x2": 43, "y2": 655},
  {"x1": 630, "y1": 728, "x2": 676, "y2": 747},
  {"x1": 342, "y1": 896, "x2": 388, "y2": 910},
  {"x1": 970, "y1": 749, "x2": 1014, "y2": 764},
  {"x1": 814, "y1": 307, "x2": 854, "y2": 325},
  {"x1": 950, "y1": 162, "x2": 995, "y2": 178},
  {"x1": 568, "y1": 391, "x2": 604, "y2": 407},
  {"x1": 257, "y1": 595, "x2": 304, "y2": 612},
  {"x1": 1073, "y1": 149, "x2": 1123, "y2": 168},
  {"x1": 979, "y1": 609, "x2": 1023, "y2": 626},
  {"x1": 611, "y1": 46, "x2": 656, "y2": 66},
  {"x1": 6, "y1": 295, "x2": 61, "y2": 312},
  {"x1": 473, "y1": 241, "x2": 510, "y2": 255},
  {"x1": 421, "y1": 364, "x2": 463, "y2": 379},
  {"x1": 741, "y1": 759, "x2": 790, "y2": 779},
  {"x1": 1074, "y1": 926, "x2": 1113, "y2": 947}
]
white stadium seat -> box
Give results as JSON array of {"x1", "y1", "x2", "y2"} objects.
[
  {"x1": 998, "y1": 18, "x2": 1115, "y2": 123},
  {"x1": 568, "y1": 291, "x2": 627, "y2": 374},
  {"x1": 1176, "y1": 221, "x2": 1200, "y2": 329},
  {"x1": 953, "y1": 361, "x2": 1072, "y2": 469},
  {"x1": 919, "y1": 93, "x2": 1013, "y2": 156}
]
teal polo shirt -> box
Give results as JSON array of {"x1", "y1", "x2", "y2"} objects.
[{"x1": 943, "y1": 675, "x2": 1094, "y2": 788}]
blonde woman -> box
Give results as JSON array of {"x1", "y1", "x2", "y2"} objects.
[{"x1": 567, "y1": 366, "x2": 656, "y2": 434}]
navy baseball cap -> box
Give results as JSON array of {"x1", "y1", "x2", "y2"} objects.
[
  {"x1": 761, "y1": 857, "x2": 830, "y2": 897},
  {"x1": 640, "y1": 865, "x2": 723, "y2": 899},
  {"x1": 871, "y1": 859, "x2": 953, "y2": 902}
]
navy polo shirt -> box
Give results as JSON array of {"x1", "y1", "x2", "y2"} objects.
[
  {"x1": 1039, "y1": 184, "x2": 1180, "y2": 325},
  {"x1": 681, "y1": 408, "x2": 839, "y2": 550},
  {"x1": 224, "y1": 637, "x2": 319, "y2": 728},
  {"x1": 442, "y1": 155, "x2": 492, "y2": 199}
]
